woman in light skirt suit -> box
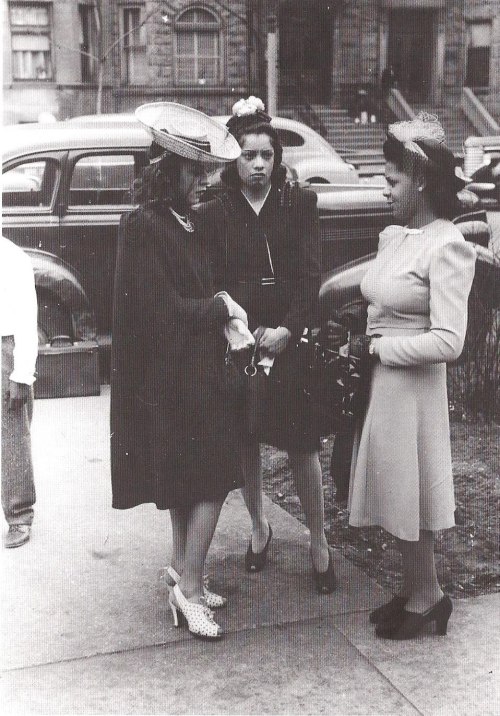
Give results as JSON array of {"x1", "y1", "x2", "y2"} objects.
[{"x1": 349, "y1": 114, "x2": 476, "y2": 639}]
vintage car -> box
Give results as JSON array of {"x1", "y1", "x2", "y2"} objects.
[
  {"x1": 68, "y1": 112, "x2": 360, "y2": 186},
  {"x1": 2, "y1": 120, "x2": 499, "y2": 381}
]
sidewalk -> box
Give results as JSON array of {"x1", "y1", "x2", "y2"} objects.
[{"x1": 1, "y1": 388, "x2": 498, "y2": 715}]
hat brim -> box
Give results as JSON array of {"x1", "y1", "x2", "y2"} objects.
[{"x1": 135, "y1": 102, "x2": 241, "y2": 164}]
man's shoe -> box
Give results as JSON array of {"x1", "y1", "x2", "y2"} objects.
[{"x1": 4, "y1": 525, "x2": 31, "y2": 548}]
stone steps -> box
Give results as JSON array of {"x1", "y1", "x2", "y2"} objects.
[
  {"x1": 280, "y1": 104, "x2": 388, "y2": 172},
  {"x1": 412, "y1": 104, "x2": 477, "y2": 155}
]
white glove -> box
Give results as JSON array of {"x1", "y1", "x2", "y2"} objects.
[
  {"x1": 215, "y1": 292, "x2": 248, "y2": 326},
  {"x1": 224, "y1": 318, "x2": 255, "y2": 351}
]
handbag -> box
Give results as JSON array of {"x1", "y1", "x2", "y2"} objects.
[
  {"x1": 298, "y1": 327, "x2": 369, "y2": 436},
  {"x1": 243, "y1": 327, "x2": 272, "y2": 438},
  {"x1": 223, "y1": 326, "x2": 271, "y2": 438}
]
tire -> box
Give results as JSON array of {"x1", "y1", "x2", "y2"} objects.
[{"x1": 36, "y1": 291, "x2": 73, "y2": 342}]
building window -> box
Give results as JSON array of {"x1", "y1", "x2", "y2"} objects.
[
  {"x1": 9, "y1": 3, "x2": 53, "y2": 80},
  {"x1": 466, "y1": 22, "x2": 491, "y2": 89},
  {"x1": 79, "y1": 4, "x2": 98, "y2": 82},
  {"x1": 122, "y1": 6, "x2": 147, "y2": 85},
  {"x1": 174, "y1": 7, "x2": 222, "y2": 85}
]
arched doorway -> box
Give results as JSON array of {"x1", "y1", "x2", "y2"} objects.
[{"x1": 278, "y1": 0, "x2": 333, "y2": 105}]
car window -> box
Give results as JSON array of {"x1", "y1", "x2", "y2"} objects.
[
  {"x1": 276, "y1": 129, "x2": 305, "y2": 147},
  {"x1": 2, "y1": 159, "x2": 59, "y2": 208},
  {"x1": 68, "y1": 154, "x2": 135, "y2": 207}
]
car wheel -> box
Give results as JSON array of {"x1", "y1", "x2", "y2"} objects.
[
  {"x1": 306, "y1": 177, "x2": 329, "y2": 184},
  {"x1": 37, "y1": 291, "x2": 73, "y2": 342}
]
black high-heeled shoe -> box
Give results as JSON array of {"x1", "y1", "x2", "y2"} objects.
[
  {"x1": 376, "y1": 595, "x2": 453, "y2": 640},
  {"x1": 312, "y1": 548, "x2": 337, "y2": 594},
  {"x1": 369, "y1": 595, "x2": 408, "y2": 624},
  {"x1": 245, "y1": 524, "x2": 273, "y2": 573}
]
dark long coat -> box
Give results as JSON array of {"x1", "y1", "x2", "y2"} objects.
[
  {"x1": 196, "y1": 183, "x2": 320, "y2": 338},
  {"x1": 195, "y1": 182, "x2": 321, "y2": 451},
  {"x1": 110, "y1": 205, "x2": 243, "y2": 509}
]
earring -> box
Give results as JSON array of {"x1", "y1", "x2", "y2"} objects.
[{"x1": 418, "y1": 186, "x2": 423, "y2": 192}]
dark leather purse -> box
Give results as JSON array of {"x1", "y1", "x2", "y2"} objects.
[
  {"x1": 298, "y1": 325, "x2": 371, "y2": 436},
  {"x1": 224, "y1": 327, "x2": 272, "y2": 439},
  {"x1": 243, "y1": 327, "x2": 272, "y2": 438}
]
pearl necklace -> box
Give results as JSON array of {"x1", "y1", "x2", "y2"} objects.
[{"x1": 170, "y1": 207, "x2": 194, "y2": 232}]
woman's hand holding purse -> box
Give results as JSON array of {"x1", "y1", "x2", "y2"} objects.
[
  {"x1": 224, "y1": 318, "x2": 255, "y2": 351},
  {"x1": 257, "y1": 326, "x2": 291, "y2": 357}
]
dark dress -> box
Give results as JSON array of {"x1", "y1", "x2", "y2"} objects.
[
  {"x1": 110, "y1": 205, "x2": 244, "y2": 509},
  {"x1": 196, "y1": 182, "x2": 321, "y2": 451}
]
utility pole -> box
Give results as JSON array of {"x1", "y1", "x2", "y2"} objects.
[{"x1": 266, "y1": 1, "x2": 278, "y2": 115}]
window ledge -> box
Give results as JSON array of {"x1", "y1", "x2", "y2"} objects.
[
  {"x1": 114, "y1": 85, "x2": 246, "y2": 96},
  {"x1": 8, "y1": 80, "x2": 56, "y2": 87}
]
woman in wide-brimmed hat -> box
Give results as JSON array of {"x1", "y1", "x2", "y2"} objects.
[
  {"x1": 197, "y1": 97, "x2": 336, "y2": 594},
  {"x1": 349, "y1": 113, "x2": 476, "y2": 640},
  {"x1": 110, "y1": 102, "x2": 250, "y2": 640}
]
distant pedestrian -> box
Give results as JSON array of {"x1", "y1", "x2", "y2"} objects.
[
  {"x1": 110, "y1": 102, "x2": 248, "y2": 640},
  {"x1": 349, "y1": 113, "x2": 476, "y2": 639},
  {"x1": 381, "y1": 64, "x2": 397, "y2": 95},
  {"x1": 1, "y1": 236, "x2": 38, "y2": 548}
]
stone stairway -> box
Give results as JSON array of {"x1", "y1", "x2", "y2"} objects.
[
  {"x1": 311, "y1": 105, "x2": 387, "y2": 175},
  {"x1": 279, "y1": 105, "x2": 388, "y2": 177},
  {"x1": 280, "y1": 99, "x2": 479, "y2": 177}
]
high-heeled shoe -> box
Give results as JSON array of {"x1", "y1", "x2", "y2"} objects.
[
  {"x1": 376, "y1": 595, "x2": 453, "y2": 640},
  {"x1": 369, "y1": 595, "x2": 409, "y2": 624},
  {"x1": 245, "y1": 524, "x2": 273, "y2": 573},
  {"x1": 312, "y1": 548, "x2": 337, "y2": 594},
  {"x1": 162, "y1": 566, "x2": 226, "y2": 609},
  {"x1": 169, "y1": 584, "x2": 222, "y2": 640}
]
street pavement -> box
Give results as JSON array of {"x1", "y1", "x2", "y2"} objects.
[{"x1": 1, "y1": 387, "x2": 499, "y2": 715}]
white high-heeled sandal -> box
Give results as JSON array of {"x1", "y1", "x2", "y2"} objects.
[
  {"x1": 161, "y1": 566, "x2": 227, "y2": 609},
  {"x1": 169, "y1": 584, "x2": 222, "y2": 640}
]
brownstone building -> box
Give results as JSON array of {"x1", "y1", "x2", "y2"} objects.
[{"x1": 3, "y1": 0, "x2": 500, "y2": 124}]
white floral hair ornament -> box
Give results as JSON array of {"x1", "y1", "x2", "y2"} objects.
[
  {"x1": 231, "y1": 96, "x2": 266, "y2": 117},
  {"x1": 388, "y1": 112, "x2": 446, "y2": 161}
]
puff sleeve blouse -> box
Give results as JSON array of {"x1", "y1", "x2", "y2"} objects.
[{"x1": 362, "y1": 219, "x2": 477, "y2": 367}]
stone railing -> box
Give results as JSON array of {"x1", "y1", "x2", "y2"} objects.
[
  {"x1": 461, "y1": 88, "x2": 500, "y2": 137},
  {"x1": 386, "y1": 89, "x2": 415, "y2": 121}
]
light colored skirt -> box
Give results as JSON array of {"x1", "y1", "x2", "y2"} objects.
[{"x1": 348, "y1": 360, "x2": 455, "y2": 541}]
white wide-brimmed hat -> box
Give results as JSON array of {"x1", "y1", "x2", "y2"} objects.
[{"x1": 135, "y1": 102, "x2": 241, "y2": 164}]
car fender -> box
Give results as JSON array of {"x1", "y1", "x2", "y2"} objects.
[
  {"x1": 319, "y1": 254, "x2": 373, "y2": 328},
  {"x1": 319, "y1": 226, "x2": 500, "y2": 328},
  {"x1": 291, "y1": 157, "x2": 359, "y2": 185},
  {"x1": 24, "y1": 248, "x2": 97, "y2": 341}
]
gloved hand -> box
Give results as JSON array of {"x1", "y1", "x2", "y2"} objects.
[
  {"x1": 224, "y1": 318, "x2": 255, "y2": 351},
  {"x1": 216, "y1": 292, "x2": 248, "y2": 326},
  {"x1": 258, "y1": 326, "x2": 291, "y2": 357}
]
